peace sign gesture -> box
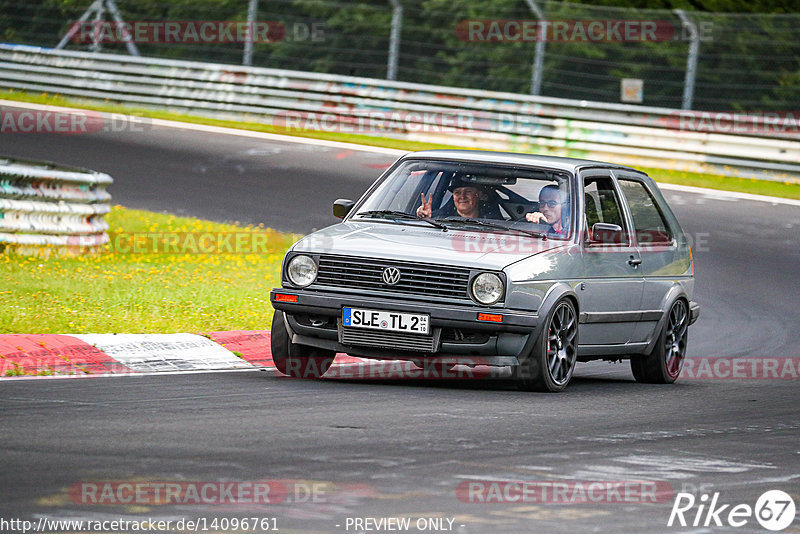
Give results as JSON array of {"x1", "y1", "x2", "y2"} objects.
[{"x1": 416, "y1": 193, "x2": 433, "y2": 218}]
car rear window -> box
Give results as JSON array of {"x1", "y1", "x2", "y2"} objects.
[{"x1": 618, "y1": 179, "x2": 674, "y2": 245}]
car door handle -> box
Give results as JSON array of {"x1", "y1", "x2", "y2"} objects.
[{"x1": 628, "y1": 256, "x2": 642, "y2": 266}]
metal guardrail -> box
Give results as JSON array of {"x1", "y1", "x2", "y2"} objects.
[
  {"x1": 1, "y1": 43, "x2": 799, "y2": 182},
  {"x1": 0, "y1": 156, "x2": 112, "y2": 249}
]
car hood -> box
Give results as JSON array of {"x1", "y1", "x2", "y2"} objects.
[{"x1": 291, "y1": 221, "x2": 567, "y2": 270}]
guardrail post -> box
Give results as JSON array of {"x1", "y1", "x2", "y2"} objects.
[
  {"x1": 675, "y1": 9, "x2": 699, "y2": 111},
  {"x1": 387, "y1": 0, "x2": 403, "y2": 81},
  {"x1": 243, "y1": 0, "x2": 259, "y2": 66},
  {"x1": 525, "y1": 0, "x2": 546, "y2": 96}
]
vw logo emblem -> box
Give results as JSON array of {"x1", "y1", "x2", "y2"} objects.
[{"x1": 381, "y1": 266, "x2": 401, "y2": 285}]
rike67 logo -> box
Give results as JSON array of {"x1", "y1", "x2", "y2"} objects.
[{"x1": 668, "y1": 490, "x2": 796, "y2": 531}]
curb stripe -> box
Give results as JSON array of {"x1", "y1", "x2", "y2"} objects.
[
  {"x1": 71, "y1": 333, "x2": 255, "y2": 374},
  {"x1": 203, "y1": 330, "x2": 273, "y2": 368},
  {"x1": 0, "y1": 334, "x2": 131, "y2": 376},
  {"x1": 0, "y1": 331, "x2": 370, "y2": 380}
]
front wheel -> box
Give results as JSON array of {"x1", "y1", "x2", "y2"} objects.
[
  {"x1": 515, "y1": 298, "x2": 578, "y2": 392},
  {"x1": 270, "y1": 310, "x2": 335, "y2": 378},
  {"x1": 631, "y1": 299, "x2": 689, "y2": 384}
]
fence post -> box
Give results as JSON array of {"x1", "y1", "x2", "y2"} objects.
[
  {"x1": 387, "y1": 0, "x2": 403, "y2": 81},
  {"x1": 106, "y1": 0, "x2": 140, "y2": 56},
  {"x1": 243, "y1": 0, "x2": 259, "y2": 66},
  {"x1": 675, "y1": 9, "x2": 699, "y2": 110},
  {"x1": 56, "y1": 0, "x2": 139, "y2": 56},
  {"x1": 524, "y1": 0, "x2": 546, "y2": 96}
]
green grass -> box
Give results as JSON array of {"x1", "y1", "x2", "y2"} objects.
[
  {"x1": 3, "y1": 89, "x2": 799, "y2": 200},
  {"x1": 640, "y1": 167, "x2": 800, "y2": 200},
  {"x1": 0, "y1": 206, "x2": 297, "y2": 333}
]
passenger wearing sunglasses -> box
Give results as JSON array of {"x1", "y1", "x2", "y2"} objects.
[{"x1": 525, "y1": 185, "x2": 568, "y2": 236}]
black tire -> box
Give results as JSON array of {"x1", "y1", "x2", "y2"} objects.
[
  {"x1": 515, "y1": 298, "x2": 579, "y2": 392},
  {"x1": 270, "y1": 310, "x2": 335, "y2": 378},
  {"x1": 631, "y1": 299, "x2": 689, "y2": 384}
]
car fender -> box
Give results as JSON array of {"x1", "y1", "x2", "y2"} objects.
[
  {"x1": 515, "y1": 282, "x2": 579, "y2": 361},
  {"x1": 643, "y1": 284, "x2": 690, "y2": 355}
]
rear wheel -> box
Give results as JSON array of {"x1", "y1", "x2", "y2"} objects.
[
  {"x1": 631, "y1": 299, "x2": 688, "y2": 384},
  {"x1": 270, "y1": 310, "x2": 335, "y2": 378},
  {"x1": 515, "y1": 298, "x2": 578, "y2": 392}
]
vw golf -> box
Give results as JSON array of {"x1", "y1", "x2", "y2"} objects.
[{"x1": 270, "y1": 150, "x2": 699, "y2": 392}]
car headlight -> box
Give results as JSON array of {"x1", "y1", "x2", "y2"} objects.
[
  {"x1": 471, "y1": 272, "x2": 504, "y2": 305},
  {"x1": 287, "y1": 255, "x2": 317, "y2": 287}
]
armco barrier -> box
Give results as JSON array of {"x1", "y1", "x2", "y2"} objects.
[
  {"x1": 0, "y1": 156, "x2": 112, "y2": 248},
  {"x1": 1, "y1": 43, "x2": 799, "y2": 182}
]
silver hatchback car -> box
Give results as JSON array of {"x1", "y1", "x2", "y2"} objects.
[{"x1": 270, "y1": 150, "x2": 699, "y2": 392}]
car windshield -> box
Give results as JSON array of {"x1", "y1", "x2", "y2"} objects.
[{"x1": 353, "y1": 159, "x2": 573, "y2": 239}]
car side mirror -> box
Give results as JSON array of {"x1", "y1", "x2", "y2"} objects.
[
  {"x1": 590, "y1": 222, "x2": 624, "y2": 244},
  {"x1": 333, "y1": 198, "x2": 355, "y2": 219}
]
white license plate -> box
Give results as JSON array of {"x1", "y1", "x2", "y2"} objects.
[{"x1": 342, "y1": 307, "x2": 430, "y2": 335}]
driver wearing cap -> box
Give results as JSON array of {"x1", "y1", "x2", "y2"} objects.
[{"x1": 416, "y1": 177, "x2": 501, "y2": 219}]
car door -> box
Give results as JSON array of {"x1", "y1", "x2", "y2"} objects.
[
  {"x1": 614, "y1": 173, "x2": 690, "y2": 344},
  {"x1": 578, "y1": 170, "x2": 644, "y2": 350}
]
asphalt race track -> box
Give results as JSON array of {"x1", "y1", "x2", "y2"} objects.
[{"x1": 1, "y1": 108, "x2": 799, "y2": 533}]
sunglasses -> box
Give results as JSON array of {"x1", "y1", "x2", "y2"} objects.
[{"x1": 539, "y1": 200, "x2": 563, "y2": 208}]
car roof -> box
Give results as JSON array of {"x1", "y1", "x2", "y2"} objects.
[{"x1": 402, "y1": 150, "x2": 648, "y2": 176}]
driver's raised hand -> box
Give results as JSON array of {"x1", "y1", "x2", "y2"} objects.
[
  {"x1": 416, "y1": 193, "x2": 433, "y2": 218},
  {"x1": 526, "y1": 212, "x2": 547, "y2": 223}
]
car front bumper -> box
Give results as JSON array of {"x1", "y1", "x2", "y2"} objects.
[
  {"x1": 270, "y1": 288, "x2": 540, "y2": 365},
  {"x1": 689, "y1": 301, "x2": 700, "y2": 325}
]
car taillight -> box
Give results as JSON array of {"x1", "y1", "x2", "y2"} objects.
[{"x1": 689, "y1": 246, "x2": 694, "y2": 276}]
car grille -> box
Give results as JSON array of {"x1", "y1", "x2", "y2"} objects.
[
  {"x1": 316, "y1": 255, "x2": 471, "y2": 300},
  {"x1": 339, "y1": 321, "x2": 440, "y2": 352}
]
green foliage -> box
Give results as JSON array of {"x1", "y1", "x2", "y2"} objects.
[{"x1": 1, "y1": 0, "x2": 797, "y2": 109}]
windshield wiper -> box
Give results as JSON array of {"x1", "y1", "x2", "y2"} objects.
[
  {"x1": 356, "y1": 210, "x2": 448, "y2": 231},
  {"x1": 435, "y1": 216, "x2": 548, "y2": 240}
]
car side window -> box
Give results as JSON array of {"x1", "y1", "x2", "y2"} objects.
[
  {"x1": 583, "y1": 177, "x2": 625, "y2": 228},
  {"x1": 617, "y1": 179, "x2": 674, "y2": 245}
]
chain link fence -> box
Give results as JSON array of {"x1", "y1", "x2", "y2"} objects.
[{"x1": 1, "y1": 0, "x2": 798, "y2": 111}]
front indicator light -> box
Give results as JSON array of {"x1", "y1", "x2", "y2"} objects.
[
  {"x1": 274, "y1": 293, "x2": 299, "y2": 303},
  {"x1": 478, "y1": 313, "x2": 503, "y2": 323}
]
